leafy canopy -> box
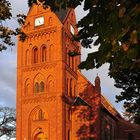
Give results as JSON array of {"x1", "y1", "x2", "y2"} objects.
[{"x1": 0, "y1": 0, "x2": 26, "y2": 51}]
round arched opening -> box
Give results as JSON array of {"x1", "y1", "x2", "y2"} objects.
[{"x1": 34, "y1": 132, "x2": 47, "y2": 140}]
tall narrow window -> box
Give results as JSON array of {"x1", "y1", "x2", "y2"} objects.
[
  {"x1": 49, "y1": 45, "x2": 53, "y2": 61},
  {"x1": 48, "y1": 80, "x2": 54, "y2": 93},
  {"x1": 25, "y1": 50, "x2": 30, "y2": 65},
  {"x1": 42, "y1": 46, "x2": 46, "y2": 62},
  {"x1": 25, "y1": 79, "x2": 30, "y2": 95},
  {"x1": 68, "y1": 109, "x2": 71, "y2": 120},
  {"x1": 68, "y1": 130, "x2": 71, "y2": 140},
  {"x1": 128, "y1": 133, "x2": 134, "y2": 140},
  {"x1": 35, "y1": 82, "x2": 39, "y2": 93},
  {"x1": 25, "y1": 84, "x2": 29, "y2": 95},
  {"x1": 38, "y1": 109, "x2": 44, "y2": 120},
  {"x1": 33, "y1": 48, "x2": 38, "y2": 63},
  {"x1": 40, "y1": 81, "x2": 44, "y2": 92},
  {"x1": 68, "y1": 54, "x2": 71, "y2": 67},
  {"x1": 67, "y1": 78, "x2": 69, "y2": 95},
  {"x1": 70, "y1": 79, "x2": 72, "y2": 96},
  {"x1": 66, "y1": 49, "x2": 69, "y2": 65}
]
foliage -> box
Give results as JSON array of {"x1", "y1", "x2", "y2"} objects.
[
  {"x1": 0, "y1": 107, "x2": 16, "y2": 139},
  {"x1": 0, "y1": 0, "x2": 27, "y2": 51},
  {"x1": 115, "y1": 68, "x2": 140, "y2": 124},
  {"x1": 28, "y1": 0, "x2": 140, "y2": 124},
  {"x1": 0, "y1": 0, "x2": 12, "y2": 20},
  {"x1": 122, "y1": 108, "x2": 135, "y2": 123},
  {"x1": 0, "y1": 0, "x2": 14, "y2": 51}
]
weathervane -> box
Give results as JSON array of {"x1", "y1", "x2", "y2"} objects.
[{"x1": 36, "y1": 0, "x2": 45, "y2": 5}]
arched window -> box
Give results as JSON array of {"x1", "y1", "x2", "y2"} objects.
[
  {"x1": 35, "y1": 82, "x2": 39, "y2": 93},
  {"x1": 25, "y1": 84, "x2": 29, "y2": 95},
  {"x1": 34, "y1": 132, "x2": 47, "y2": 140},
  {"x1": 25, "y1": 50, "x2": 30, "y2": 65},
  {"x1": 48, "y1": 80, "x2": 54, "y2": 93},
  {"x1": 40, "y1": 81, "x2": 44, "y2": 92},
  {"x1": 38, "y1": 109, "x2": 44, "y2": 120},
  {"x1": 33, "y1": 48, "x2": 38, "y2": 63},
  {"x1": 25, "y1": 79, "x2": 30, "y2": 95},
  {"x1": 42, "y1": 46, "x2": 46, "y2": 62}
]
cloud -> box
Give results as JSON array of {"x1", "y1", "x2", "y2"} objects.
[
  {"x1": 0, "y1": 50, "x2": 16, "y2": 107},
  {"x1": 0, "y1": 84, "x2": 16, "y2": 107},
  {"x1": 0, "y1": 0, "x2": 28, "y2": 108},
  {"x1": 9, "y1": 0, "x2": 28, "y2": 16}
]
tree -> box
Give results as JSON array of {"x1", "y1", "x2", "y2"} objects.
[
  {"x1": 115, "y1": 68, "x2": 140, "y2": 124},
  {"x1": 0, "y1": 0, "x2": 14, "y2": 51},
  {"x1": 28, "y1": 0, "x2": 140, "y2": 124},
  {"x1": 0, "y1": 107, "x2": 16, "y2": 139},
  {"x1": 122, "y1": 108, "x2": 135, "y2": 123},
  {"x1": 0, "y1": 0, "x2": 26, "y2": 51}
]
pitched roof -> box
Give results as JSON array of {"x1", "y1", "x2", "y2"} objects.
[
  {"x1": 54, "y1": 8, "x2": 69, "y2": 23},
  {"x1": 26, "y1": 4, "x2": 69, "y2": 23},
  {"x1": 72, "y1": 96, "x2": 91, "y2": 107},
  {"x1": 101, "y1": 95, "x2": 122, "y2": 120}
]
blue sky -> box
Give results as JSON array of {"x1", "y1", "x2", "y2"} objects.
[{"x1": 0, "y1": 0, "x2": 124, "y2": 113}]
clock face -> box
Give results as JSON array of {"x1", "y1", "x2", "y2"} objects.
[{"x1": 35, "y1": 16, "x2": 44, "y2": 26}]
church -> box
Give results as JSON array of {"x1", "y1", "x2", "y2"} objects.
[{"x1": 16, "y1": 3, "x2": 140, "y2": 140}]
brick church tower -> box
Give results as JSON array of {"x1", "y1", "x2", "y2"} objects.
[
  {"x1": 17, "y1": 2, "x2": 140, "y2": 140},
  {"x1": 16, "y1": 3, "x2": 81, "y2": 140}
]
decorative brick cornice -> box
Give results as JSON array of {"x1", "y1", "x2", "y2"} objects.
[
  {"x1": 22, "y1": 63, "x2": 57, "y2": 72},
  {"x1": 22, "y1": 95, "x2": 56, "y2": 104},
  {"x1": 26, "y1": 27, "x2": 57, "y2": 38}
]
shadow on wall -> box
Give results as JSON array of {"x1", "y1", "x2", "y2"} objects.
[{"x1": 62, "y1": 82, "x2": 101, "y2": 140}]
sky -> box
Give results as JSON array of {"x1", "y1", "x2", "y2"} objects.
[{"x1": 0, "y1": 0, "x2": 124, "y2": 113}]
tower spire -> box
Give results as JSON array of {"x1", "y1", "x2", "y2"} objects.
[{"x1": 95, "y1": 74, "x2": 101, "y2": 93}]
